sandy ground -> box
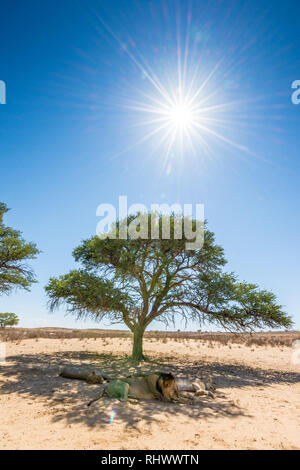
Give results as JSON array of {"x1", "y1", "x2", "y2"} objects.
[{"x1": 0, "y1": 337, "x2": 299, "y2": 450}]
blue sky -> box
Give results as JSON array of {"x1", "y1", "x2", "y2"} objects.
[{"x1": 0, "y1": 0, "x2": 299, "y2": 330}]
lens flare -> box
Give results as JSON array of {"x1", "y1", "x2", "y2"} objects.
[{"x1": 109, "y1": 409, "x2": 116, "y2": 424}]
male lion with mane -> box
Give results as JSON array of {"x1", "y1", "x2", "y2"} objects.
[{"x1": 87, "y1": 372, "x2": 179, "y2": 406}]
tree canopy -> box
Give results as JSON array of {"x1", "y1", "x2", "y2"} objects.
[
  {"x1": 45, "y1": 213, "x2": 292, "y2": 361},
  {"x1": 0, "y1": 312, "x2": 19, "y2": 328},
  {"x1": 0, "y1": 203, "x2": 39, "y2": 295}
]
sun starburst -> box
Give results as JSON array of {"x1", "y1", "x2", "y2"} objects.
[
  {"x1": 124, "y1": 75, "x2": 238, "y2": 162},
  {"x1": 92, "y1": 6, "x2": 257, "y2": 169}
]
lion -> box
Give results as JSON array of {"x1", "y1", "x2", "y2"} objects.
[
  {"x1": 176, "y1": 376, "x2": 216, "y2": 398},
  {"x1": 87, "y1": 372, "x2": 179, "y2": 406}
]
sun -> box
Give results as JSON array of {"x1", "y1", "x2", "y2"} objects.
[
  {"x1": 124, "y1": 80, "x2": 245, "y2": 162},
  {"x1": 124, "y1": 85, "x2": 208, "y2": 159},
  {"x1": 168, "y1": 101, "x2": 194, "y2": 130},
  {"x1": 92, "y1": 8, "x2": 254, "y2": 167}
]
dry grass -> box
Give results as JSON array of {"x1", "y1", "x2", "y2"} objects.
[{"x1": 0, "y1": 327, "x2": 299, "y2": 348}]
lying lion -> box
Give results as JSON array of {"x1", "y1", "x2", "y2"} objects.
[
  {"x1": 59, "y1": 367, "x2": 216, "y2": 405},
  {"x1": 87, "y1": 372, "x2": 179, "y2": 406},
  {"x1": 177, "y1": 376, "x2": 216, "y2": 398}
]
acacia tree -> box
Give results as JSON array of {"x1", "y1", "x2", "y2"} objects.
[
  {"x1": 0, "y1": 313, "x2": 19, "y2": 328},
  {"x1": 0, "y1": 203, "x2": 39, "y2": 295},
  {"x1": 45, "y1": 214, "x2": 292, "y2": 361}
]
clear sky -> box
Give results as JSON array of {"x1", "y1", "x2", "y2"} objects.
[{"x1": 0, "y1": 0, "x2": 299, "y2": 330}]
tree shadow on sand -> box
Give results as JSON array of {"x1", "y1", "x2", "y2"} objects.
[{"x1": 1, "y1": 351, "x2": 299, "y2": 429}]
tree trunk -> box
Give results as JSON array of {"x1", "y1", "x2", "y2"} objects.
[{"x1": 132, "y1": 325, "x2": 146, "y2": 361}]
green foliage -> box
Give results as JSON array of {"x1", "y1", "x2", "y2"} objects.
[
  {"x1": 0, "y1": 312, "x2": 19, "y2": 328},
  {"x1": 0, "y1": 203, "x2": 39, "y2": 295},
  {"x1": 45, "y1": 213, "x2": 292, "y2": 359},
  {"x1": 46, "y1": 269, "x2": 134, "y2": 322}
]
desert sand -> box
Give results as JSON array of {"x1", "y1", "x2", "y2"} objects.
[{"x1": 0, "y1": 336, "x2": 299, "y2": 450}]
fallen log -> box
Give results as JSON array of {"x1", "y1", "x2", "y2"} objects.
[{"x1": 59, "y1": 367, "x2": 110, "y2": 384}]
